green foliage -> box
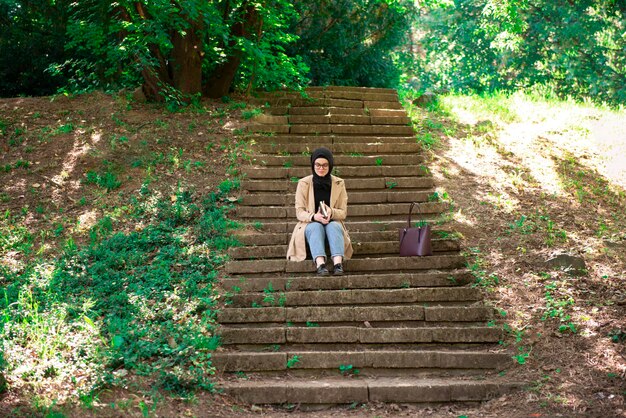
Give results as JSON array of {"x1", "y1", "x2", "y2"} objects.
[
  {"x1": 0, "y1": 210, "x2": 34, "y2": 255},
  {"x1": 339, "y1": 364, "x2": 360, "y2": 376},
  {"x1": 288, "y1": 0, "x2": 415, "y2": 87},
  {"x1": 409, "y1": 1, "x2": 626, "y2": 105},
  {"x1": 53, "y1": 0, "x2": 308, "y2": 98},
  {"x1": 608, "y1": 329, "x2": 626, "y2": 344},
  {"x1": 0, "y1": 0, "x2": 70, "y2": 97},
  {"x1": 465, "y1": 246, "x2": 501, "y2": 290},
  {"x1": 84, "y1": 170, "x2": 122, "y2": 191},
  {"x1": 0, "y1": 184, "x2": 237, "y2": 397},
  {"x1": 286, "y1": 355, "x2": 300, "y2": 369}
]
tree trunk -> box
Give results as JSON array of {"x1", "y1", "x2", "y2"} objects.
[
  {"x1": 171, "y1": 26, "x2": 203, "y2": 96},
  {"x1": 134, "y1": 2, "x2": 203, "y2": 102},
  {"x1": 204, "y1": 4, "x2": 259, "y2": 98}
]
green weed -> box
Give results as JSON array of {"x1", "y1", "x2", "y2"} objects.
[
  {"x1": 13, "y1": 159, "x2": 31, "y2": 169},
  {"x1": 54, "y1": 123, "x2": 74, "y2": 135},
  {"x1": 241, "y1": 109, "x2": 262, "y2": 120},
  {"x1": 508, "y1": 215, "x2": 535, "y2": 235},
  {"x1": 416, "y1": 132, "x2": 438, "y2": 149},
  {"x1": 608, "y1": 329, "x2": 626, "y2": 343},
  {"x1": 286, "y1": 355, "x2": 300, "y2": 369},
  {"x1": 339, "y1": 364, "x2": 360, "y2": 376},
  {"x1": 540, "y1": 279, "x2": 577, "y2": 334},
  {"x1": 465, "y1": 247, "x2": 501, "y2": 290},
  {"x1": 84, "y1": 170, "x2": 121, "y2": 191}
]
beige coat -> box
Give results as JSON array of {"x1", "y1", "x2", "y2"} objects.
[{"x1": 286, "y1": 175, "x2": 353, "y2": 262}]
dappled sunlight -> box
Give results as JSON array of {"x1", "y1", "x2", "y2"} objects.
[
  {"x1": 51, "y1": 129, "x2": 96, "y2": 204},
  {"x1": 591, "y1": 113, "x2": 626, "y2": 189},
  {"x1": 3, "y1": 177, "x2": 26, "y2": 195},
  {"x1": 505, "y1": 95, "x2": 626, "y2": 193},
  {"x1": 452, "y1": 208, "x2": 475, "y2": 227},
  {"x1": 91, "y1": 130, "x2": 102, "y2": 144},
  {"x1": 424, "y1": 92, "x2": 626, "y2": 416},
  {"x1": 76, "y1": 209, "x2": 98, "y2": 232},
  {"x1": 443, "y1": 93, "x2": 626, "y2": 202}
]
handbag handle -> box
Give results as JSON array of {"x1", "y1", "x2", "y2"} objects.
[{"x1": 406, "y1": 202, "x2": 425, "y2": 228}]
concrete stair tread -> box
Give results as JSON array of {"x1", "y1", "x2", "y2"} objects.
[
  {"x1": 219, "y1": 326, "x2": 502, "y2": 345},
  {"x1": 234, "y1": 202, "x2": 449, "y2": 219},
  {"x1": 239, "y1": 191, "x2": 436, "y2": 206},
  {"x1": 213, "y1": 350, "x2": 510, "y2": 372},
  {"x1": 250, "y1": 135, "x2": 414, "y2": 143},
  {"x1": 218, "y1": 305, "x2": 492, "y2": 323},
  {"x1": 228, "y1": 286, "x2": 481, "y2": 307},
  {"x1": 250, "y1": 154, "x2": 425, "y2": 166},
  {"x1": 242, "y1": 165, "x2": 430, "y2": 179},
  {"x1": 254, "y1": 142, "x2": 420, "y2": 153},
  {"x1": 220, "y1": 376, "x2": 522, "y2": 404},
  {"x1": 237, "y1": 219, "x2": 450, "y2": 233},
  {"x1": 222, "y1": 270, "x2": 472, "y2": 291},
  {"x1": 233, "y1": 230, "x2": 457, "y2": 245},
  {"x1": 225, "y1": 255, "x2": 466, "y2": 274},
  {"x1": 227, "y1": 239, "x2": 460, "y2": 259}
]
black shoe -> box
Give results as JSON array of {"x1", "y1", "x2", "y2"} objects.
[
  {"x1": 316, "y1": 264, "x2": 329, "y2": 275},
  {"x1": 333, "y1": 263, "x2": 344, "y2": 275}
]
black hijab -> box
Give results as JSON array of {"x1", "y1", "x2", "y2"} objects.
[{"x1": 311, "y1": 147, "x2": 333, "y2": 213}]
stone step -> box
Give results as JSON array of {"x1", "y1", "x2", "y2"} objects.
[
  {"x1": 241, "y1": 178, "x2": 434, "y2": 192},
  {"x1": 308, "y1": 86, "x2": 398, "y2": 94},
  {"x1": 250, "y1": 135, "x2": 415, "y2": 144},
  {"x1": 281, "y1": 107, "x2": 363, "y2": 116},
  {"x1": 219, "y1": 326, "x2": 501, "y2": 345},
  {"x1": 220, "y1": 377, "x2": 521, "y2": 405},
  {"x1": 250, "y1": 97, "x2": 403, "y2": 110},
  {"x1": 250, "y1": 154, "x2": 424, "y2": 167},
  {"x1": 233, "y1": 229, "x2": 456, "y2": 246},
  {"x1": 222, "y1": 270, "x2": 472, "y2": 292},
  {"x1": 228, "y1": 239, "x2": 459, "y2": 259},
  {"x1": 242, "y1": 165, "x2": 429, "y2": 179},
  {"x1": 229, "y1": 239, "x2": 459, "y2": 259},
  {"x1": 234, "y1": 202, "x2": 448, "y2": 219},
  {"x1": 290, "y1": 124, "x2": 413, "y2": 136},
  {"x1": 267, "y1": 107, "x2": 408, "y2": 117},
  {"x1": 213, "y1": 350, "x2": 509, "y2": 373},
  {"x1": 238, "y1": 219, "x2": 449, "y2": 234},
  {"x1": 239, "y1": 190, "x2": 433, "y2": 206},
  {"x1": 284, "y1": 115, "x2": 410, "y2": 125},
  {"x1": 228, "y1": 286, "x2": 480, "y2": 308},
  {"x1": 254, "y1": 141, "x2": 419, "y2": 154},
  {"x1": 218, "y1": 305, "x2": 492, "y2": 324},
  {"x1": 254, "y1": 89, "x2": 399, "y2": 102},
  {"x1": 225, "y1": 255, "x2": 465, "y2": 275}
]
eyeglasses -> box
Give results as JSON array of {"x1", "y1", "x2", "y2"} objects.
[{"x1": 314, "y1": 163, "x2": 329, "y2": 169}]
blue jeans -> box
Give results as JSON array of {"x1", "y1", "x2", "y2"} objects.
[{"x1": 305, "y1": 221, "x2": 345, "y2": 261}]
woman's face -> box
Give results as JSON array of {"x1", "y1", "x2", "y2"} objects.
[{"x1": 314, "y1": 157, "x2": 330, "y2": 176}]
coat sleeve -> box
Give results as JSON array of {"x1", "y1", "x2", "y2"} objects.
[
  {"x1": 331, "y1": 181, "x2": 348, "y2": 221},
  {"x1": 295, "y1": 179, "x2": 314, "y2": 222}
]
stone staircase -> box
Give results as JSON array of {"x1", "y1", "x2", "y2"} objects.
[{"x1": 214, "y1": 86, "x2": 521, "y2": 407}]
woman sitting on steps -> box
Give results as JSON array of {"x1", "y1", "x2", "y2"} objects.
[{"x1": 286, "y1": 147, "x2": 353, "y2": 275}]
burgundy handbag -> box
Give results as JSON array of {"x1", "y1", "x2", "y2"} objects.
[{"x1": 399, "y1": 202, "x2": 433, "y2": 256}]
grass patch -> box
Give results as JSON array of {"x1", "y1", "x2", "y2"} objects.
[{"x1": 1, "y1": 183, "x2": 239, "y2": 400}]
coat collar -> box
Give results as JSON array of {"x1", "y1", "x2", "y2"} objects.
[{"x1": 303, "y1": 175, "x2": 343, "y2": 210}]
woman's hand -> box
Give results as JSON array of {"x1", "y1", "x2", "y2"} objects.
[{"x1": 313, "y1": 209, "x2": 330, "y2": 225}]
